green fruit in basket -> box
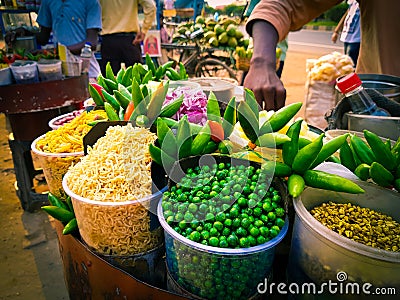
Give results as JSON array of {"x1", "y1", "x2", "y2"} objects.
[
  {"x1": 214, "y1": 24, "x2": 224, "y2": 35},
  {"x1": 235, "y1": 29, "x2": 244, "y2": 40},
  {"x1": 209, "y1": 37, "x2": 219, "y2": 47},
  {"x1": 243, "y1": 38, "x2": 250, "y2": 48},
  {"x1": 226, "y1": 24, "x2": 237, "y2": 37},
  {"x1": 204, "y1": 31, "x2": 216, "y2": 41},
  {"x1": 196, "y1": 16, "x2": 205, "y2": 24},
  {"x1": 218, "y1": 32, "x2": 229, "y2": 45},
  {"x1": 228, "y1": 37, "x2": 238, "y2": 48}
]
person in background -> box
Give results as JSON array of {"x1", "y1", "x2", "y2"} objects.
[
  {"x1": 35, "y1": 0, "x2": 102, "y2": 81},
  {"x1": 331, "y1": 0, "x2": 360, "y2": 67},
  {"x1": 244, "y1": 0, "x2": 400, "y2": 111},
  {"x1": 99, "y1": 0, "x2": 156, "y2": 74},
  {"x1": 276, "y1": 36, "x2": 288, "y2": 78}
]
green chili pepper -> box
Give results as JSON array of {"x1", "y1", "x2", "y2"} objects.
[
  {"x1": 288, "y1": 174, "x2": 305, "y2": 198},
  {"x1": 363, "y1": 130, "x2": 395, "y2": 171},
  {"x1": 159, "y1": 95, "x2": 183, "y2": 118},
  {"x1": 292, "y1": 133, "x2": 324, "y2": 174},
  {"x1": 262, "y1": 160, "x2": 292, "y2": 177},
  {"x1": 310, "y1": 133, "x2": 348, "y2": 169},
  {"x1": 88, "y1": 84, "x2": 105, "y2": 106},
  {"x1": 147, "y1": 81, "x2": 169, "y2": 122},
  {"x1": 145, "y1": 53, "x2": 156, "y2": 75},
  {"x1": 369, "y1": 162, "x2": 394, "y2": 188},
  {"x1": 42, "y1": 206, "x2": 75, "y2": 223},
  {"x1": 222, "y1": 96, "x2": 237, "y2": 139},
  {"x1": 282, "y1": 119, "x2": 303, "y2": 167},
  {"x1": 160, "y1": 127, "x2": 178, "y2": 158},
  {"x1": 48, "y1": 192, "x2": 69, "y2": 210},
  {"x1": 191, "y1": 122, "x2": 211, "y2": 156},
  {"x1": 350, "y1": 134, "x2": 376, "y2": 165},
  {"x1": 115, "y1": 68, "x2": 125, "y2": 84},
  {"x1": 255, "y1": 132, "x2": 291, "y2": 148},
  {"x1": 259, "y1": 102, "x2": 303, "y2": 135},
  {"x1": 62, "y1": 218, "x2": 78, "y2": 235},
  {"x1": 176, "y1": 116, "x2": 192, "y2": 159},
  {"x1": 206, "y1": 91, "x2": 222, "y2": 123},
  {"x1": 243, "y1": 88, "x2": 259, "y2": 117},
  {"x1": 114, "y1": 90, "x2": 131, "y2": 110},
  {"x1": 149, "y1": 143, "x2": 176, "y2": 172},
  {"x1": 166, "y1": 67, "x2": 181, "y2": 80},
  {"x1": 104, "y1": 102, "x2": 119, "y2": 121},
  {"x1": 105, "y1": 61, "x2": 116, "y2": 82},
  {"x1": 303, "y1": 169, "x2": 365, "y2": 194},
  {"x1": 339, "y1": 142, "x2": 356, "y2": 172},
  {"x1": 354, "y1": 163, "x2": 370, "y2": 181},
  {"x1": 141, "y1": 70, "x2": 153, "y2": 84},
  {"x1": 237, "y1": 101, "x2": 260, "y2": 144},
  {"x1": 121, "y1": 65, "x2": 133, "y2": 87},
  {"x1": 102, "y1": 90, "x2": 120, "y2": 111}
]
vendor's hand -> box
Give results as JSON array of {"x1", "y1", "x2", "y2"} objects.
[
  {"x1": 4, "y1": 27, "x2": 33, "y2": 47},
  {"x1": 331, "y1": 32, "x2": 339, "y2": 43},
  {"x1": 133, "y1": 32, "x2": 145, "y2": 45},
  {"x1": 244, "y1": 58, "x2": 286, "y2": 111}
]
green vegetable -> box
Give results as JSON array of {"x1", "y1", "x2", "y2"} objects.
[
  {"x1": 147, "y1": 81, "x2": 169, "y2": 122},
  {"x1": 48, "y1": 192, "x2": 68, "y2": 210},
  {"x1": 41, "y1": 206, "x2": 75, "y2": 223},
  {"x1": 121, "y1": 65, "x2": 133, "y2": 87},
  {"x1": 176, "y1": 116, "x2": 192, "y2": 159},
  {"x1": 159, "y1": 95, "x2": 184, "y2": 118},
  {"x1": 259, "y1": 102, "x2": 302, "y2": 135},
  {"x1": 339, "y1": 142, "x2": 357, "y2": 172},
  {"x1": 288, "y1": 174, "x2": 305, "y2": 198},
  {"x1": 243, "y1": 88, "x2": 259, "y2": 117},
  {"x1": 303, "y1": 169, "x2": 365, "y2": 194},
  {"x1": 88, "y1": 84, "x2": 104, "y2": 106},
  {"x1": 369, "y1": 162, "x2": 394, "y2": 188},
  {"x1": 354, "y1": 163, "x2": 370, "y2": 181},
  {"x1": 261, "y1": 161, "x2": 292, "y2": 177},
  {"x1": 62, "y1": 218, "x2": 78, "y2": 235},
  {"x1": 292, "y1": 133, "x2": 324, "y2": 174},
  {"x1": 363, "y1": 130, "x2": 395, "y2": 171},
  {"x1": 114, "y1": 90, "x2": 131, "y2": 110},
  {"x1": 310, "y1": 133, "x2": 348, "y2": 169},
  {"x1": 149, "y1": 143, "x2": 176, "y2": 171},
  {"x1": 105, "y1": 61, "x2": 116, "y2": 82},
  {"x1": 104, "y1": 102, "x2": 119, "y2": 121},
  {"x1": 237, "y1": 101, "x2": 260, "y2": 144},
  {"x1": 206, "y1": 91, "x2": 221, "y2": 123},
  {"x1": 145, "y1": 53, "x2": 156, "y2": 75},
  {"x1": 255, "y1": 132, "x2": 291, "y2": 148},
  {"x1": 282, "y1": 119, "x2": 303, "y2": 167},
  {"x1": 222, "y1": 96, "x2": 237, "y2": 138},
  {"x1": 116, "y1": 67, "x2": 125, "y2": 84},
  {"x1": 350, "y1": 134, "x2": 376, "y2": 165},
  {"x1": 191, "y1": 122, "x2": 211, "y2": 156},
  {"x1": 102, "y1": 90, "x2": 120, "y2": 111}
]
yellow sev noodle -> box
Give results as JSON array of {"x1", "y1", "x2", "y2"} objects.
[
  {"x1": 66, "y1": 124, "x2": 161, "y2": 255},
  {"x1": 36, "y1": 109, "x2": 107, "y2": 153}
]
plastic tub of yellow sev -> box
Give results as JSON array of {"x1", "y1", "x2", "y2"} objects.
[
  {"x1": 62, "y1": 124, "x2": 166, "y2": 256},
  {"x1": 31, "y1": 135, "x2": 83, "y2": 198},
  {"x1": 30, "y1": 109, "x2": 108, "y2": 198}
]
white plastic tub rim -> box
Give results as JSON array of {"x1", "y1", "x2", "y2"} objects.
[
  {"x1": 31, "y1": 133, "x2": 84, "y2": 158},
  {"x1": 293, "y1": 183, "x2": 400, "y2": 264},
  {"x1": 158, "y1": 198, "x2": 289, "y2": 256},
  {"x1": 62, "y1": 171, "x2": 167, "y2": 207}
]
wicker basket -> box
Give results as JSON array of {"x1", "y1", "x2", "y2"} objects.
[{"x1": 236, "y1": 56, "x2": 251, "y2": 71}]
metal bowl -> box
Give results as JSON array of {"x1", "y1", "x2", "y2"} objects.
[
  {"x1": 358, "y1": 74, "x2": 400, "y2": 102},
  {"x1": 347, "y1": 112, "x2": 400, "y2": 141}
]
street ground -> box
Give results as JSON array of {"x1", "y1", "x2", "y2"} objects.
[{"x1": 0, "y1": 36, "x2": 333, "y2": 299}]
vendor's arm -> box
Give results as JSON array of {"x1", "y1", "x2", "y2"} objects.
[
  {"x1": 65, "y1": 28, "x2": 99, "y2": 55},
  {"x1": 244, "y1": 20, "x2": 285, "y2": 111},
  {"x1": 245, "y1": 0, "x2": 341, "y2": 110},
  {"x1": 133, "y1": 0, "x2": 157, "y2": 45}
]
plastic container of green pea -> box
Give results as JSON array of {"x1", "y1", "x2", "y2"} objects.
[
  {"x1": 157, "y1": 154, "x2": 289, "y2": 300},
  {"x1": 287, "y1": 180, "x2": 400, "y2": 298}
]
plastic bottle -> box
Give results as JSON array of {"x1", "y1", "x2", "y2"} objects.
[
  {"x1": 80, "y1": 42, "x2": 92, "y2": 74},
  {"x1": 336, "y1": 72, "x2": 391, "y2": 116}
]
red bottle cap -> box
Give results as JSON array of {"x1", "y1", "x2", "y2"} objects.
[{"x1": 336, "y1": 73, "x2": 362, "y2": 94}]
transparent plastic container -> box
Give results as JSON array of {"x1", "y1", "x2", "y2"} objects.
[
  {"x1": 62, "y1": 172, "x2": 165, "y2": 256},
  {"x1": 288, "y1": 181, "x2": 400, "y2": 296},
  {"x1": 10, "y1": 60, "x2": 39, "y2": 84},
  {"x1": 37, "y1": 59, "x2": 62, "y2": 82},
  {"x1": 31, "y1": 134, "x2": 83, "y2": 199},
  {"x1": 62, "y1": 59, "x2": 82, "y2": 77},
  {"x1": 0, "y1": 67, "x2": 13, "y2": 86}
]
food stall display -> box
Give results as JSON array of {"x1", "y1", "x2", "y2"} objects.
[{"x1": 25, "y1": 55, "x2": 399, "y2": 299}]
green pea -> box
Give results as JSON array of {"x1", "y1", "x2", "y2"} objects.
[
  {"x1": 189, "y1": 231, "x2": 201, "y2": 242},
  {"x1": 224, "y1": 218, "x2": 232, "y2": 227},
  {"x1": 210, "y1": 227, "x2": 219, "y2": 237},
  {"x1": 250, "y1": 227, "x2": 260, "y2": 237},
  {"x1": 227, "y1": 234, "x2": 238, "y2": 247},
  {"x1": 213, "y1": 221, "x2": 224, "y2": 231},
  {"x1": 239, "y1": 237, "x2": 250, "y2": 248},
  {"x1": 262, "y1": 202, "x2": 273, "y2": 212},
  {"x1": 178, "y1": 220, "x2": 187, "y2": 229},
  {"x1": 237, "y1": 197, "x2": 248, "y2": 207},
  {"x1": 241, "y1": 218, "x2": 251, "y2": 229},
  {"x1": 267, "y1": 211, "x2": 276, "y2": 221},
  {"x1": 222, "y1": 227, "x2": 231, "y2": 236},
  {"x1": 236, "y1": 227, "x2": 247, "y2": 237},
  {"x1": 257, "y1": 235, "x2": 267, "y2": 245},
  {"x1": 276, "y1": 217, "x2": 285, "y2": 228},
  {"x1": 219, "y1": 239, "x2": 229, "y2": 248},
  {"x1": 209, "y1": 237, "x2": 219, "y2": 247},
  {"x1": 260, "y1": 226, "x2": 269, "y2": 237},
  {"x1": 188, "y1": 203, "x2": 198, "y2": 213}
]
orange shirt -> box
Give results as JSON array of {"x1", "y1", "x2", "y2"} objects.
[{"x1": 246, "y1": 0, "x2": 400, "y2": 76}]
